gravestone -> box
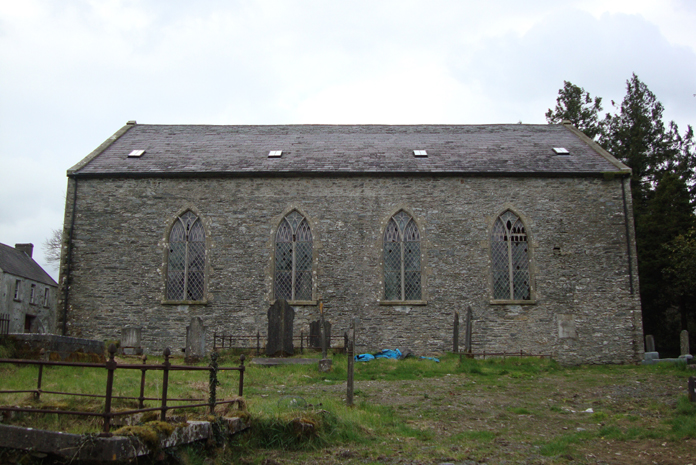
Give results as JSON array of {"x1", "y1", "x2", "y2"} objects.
[
  {"x1": 120, "y1": 327, "x2": 143, "y2": 355},
  {"x1": 309, "y1": 320, "x2": 331, "y2": 350},
  {"x1": 267, "y1": 299, "x2": 294, "y2": 356},
  {"x1": 645, "y1": 334, "x2": 655, "y2": 353},
  {"x1": 464, "y1": 306, "x2": 473, "y2": 354},
  {"x1": 681, "y1": 330, "x2": 690, "y2": 356},
  {"x1": 643, "y1": 334, "x2": 659, "y2": 364},
  {"x1": 185, "y1": 317, "x2": 206, "y2": 363}
]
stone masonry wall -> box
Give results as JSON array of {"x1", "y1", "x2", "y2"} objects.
[
  {"x1": 58, "y1": 175, "x2": 643, "y2": 364},
  {"x1": 1, "y1": 273, "x2": 56, "y2": 335}
]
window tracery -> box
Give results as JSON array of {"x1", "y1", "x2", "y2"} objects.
[
  {"x1": 167, "y1": 211, "x2": 206, "y2": 301},
  {"x1": 275, "y1": 211, "x2": 313, "y2": 301},
  {"x1": 491, "y1": 210, "x2": 530, "y2": 301},
  {"x1": 384, "y1": 211, "x2": 421, "y2": 301}
]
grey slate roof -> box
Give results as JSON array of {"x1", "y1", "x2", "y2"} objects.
[
  {"x1": 0, "y1": 243, "x2": 58, "y2": 287},
  {"x1": 69, "y1": 123, "x2": 629, "y2": 177}
]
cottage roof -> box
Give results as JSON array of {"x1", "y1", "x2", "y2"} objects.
[
  {"x1": 0, "y1": 243, "x2": 57, "y2": 287},
  {"x1": 69, "y1": 122, "x2": 629, "y2": 177}
]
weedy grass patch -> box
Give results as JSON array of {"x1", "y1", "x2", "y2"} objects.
[{"x1": 1, "y1": 353, "x2": 695, "y2": 464}]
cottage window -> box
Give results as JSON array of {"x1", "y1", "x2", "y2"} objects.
[
  {"x1": 30, "y1": 284, "x2": 36, "y2": 304},
  {"x1": 43, "y1": 288, "x2": 50, "y2": 307},
  {"x1": 491, "y1": 210, "x2": 531, "y2": 301},
  {"x1": 275, "y1": 211, "x2": 313, "y2": 301},
  {"x1": 383, "y1": 211, "x2": 421, "y2": 301},
  {"x1": 166, "y1": 211, "x2": 206, "y2": 301},
  {"x1": 14, "y1": 280, "x2": 21, "y2": 301}
]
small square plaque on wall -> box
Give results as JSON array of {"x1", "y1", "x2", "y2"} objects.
[{"x1": 557, "y1": 314, "x2": 577, "y2": 339}]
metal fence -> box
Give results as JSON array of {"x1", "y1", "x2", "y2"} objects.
[
  {"x1": 0, "y1": 344, "x2": 245, "y2": 433},
  {"x1": 461, "y1": 350, "x2": 552, "y2": 359},
  {"x1": 213, "y1": 330, "x2": 347, "y2": 355}
]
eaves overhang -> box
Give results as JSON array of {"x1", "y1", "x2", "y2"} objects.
[{"x1": 67, "y1": 169, "x2": 631, "y2": 180}]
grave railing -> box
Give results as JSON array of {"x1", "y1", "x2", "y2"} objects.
[
  {"x1": 0, "y1": 313, "x2": 9, "y2": 339},
  {"x1": 461, "y1": 350, "x2": 553, "y2": 359},
  {"x1": 0, "y1": 344, "x2": 245, "y2": 433},
  {"x1": 213, "y1": 330, "x2": 347, "y2": 354}
]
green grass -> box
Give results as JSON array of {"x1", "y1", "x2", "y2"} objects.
[{"x1": 1, "y1": 351, "x2": 695, "y2": 463}]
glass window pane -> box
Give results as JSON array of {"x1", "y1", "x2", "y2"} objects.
[
  {"x1": 404, "y1": 271, "x2": 421, "y2": 300},
  {"x1": 295, "y1": 271, "x2": 312, "y2": 300},
  {"x1": 275, "y1": 212, "x2": 313, "y2": 300},
  {"x1": 275, "y1": 271, "x2": 292, "y2": 300},
  {"x1": 491, "y1": 211, "x2": 530, "y2": 300},
  {"x1": 275, "y1": 242, "x2": 292, "y2": 271},
  {"x1": 383, "y1": 211, "x2": 421, "y2": 300},
  {"x1": 384, "y1": 271, "x2": 400, "y2": 300},
  {"x1": 404, "y1": 241, "x2": 420, "y2": 271},
  {"x1": 383, "y1": 242, "x2": 401, "y2": 271}
]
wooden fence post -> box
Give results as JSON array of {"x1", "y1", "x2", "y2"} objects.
[
  {"x1": 346, "y1": 321, "x2": 356, "y2": 407},
  {"x1": 208, "y1": 352, "x2": 219, "y2": 414},
  {"x1": 320, "y1": 301, "x2": 327, "y2": 359},
  {"x1": 465, "y1": 306, "x2": 473, "y2": 356},
  {"x1": 238, "y1": 355, "x2": 246, "y2": 397},
  {"x1": 103, "y1": 344, "x2": 117, "y2": 433}
]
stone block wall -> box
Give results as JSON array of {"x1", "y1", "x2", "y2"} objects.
[{"x1": 58, "y1": 174, "x2": 643, "y2": 364}]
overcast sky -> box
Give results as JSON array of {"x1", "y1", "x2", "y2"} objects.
[{"x1": 1, "y1": 0, "x2": 695, "y2": 279}]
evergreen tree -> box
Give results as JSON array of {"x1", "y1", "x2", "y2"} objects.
[
  {"x1": 545, "y1": 81, "x2": 604, "y2": 139},
  {"x1": 664, "y1": 228, "x2": 696, "y2": 332},
  {"x1": 636, "y1": 173, "x2": 695, "y2": 348},
  {"x1": 548, "y1": 75, "x2": 696, "y2": 355}
]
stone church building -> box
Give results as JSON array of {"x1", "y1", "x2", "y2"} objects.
[{"x1": 57, "y1": 121, "x2": 643, "y2": 364}]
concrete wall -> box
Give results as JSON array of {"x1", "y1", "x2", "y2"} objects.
[
  {"x1": 58, "y1": 175, "x2": 643, "y2": 364},
  {"x1": 1, "y1": 272, "x2": 56, "y2": 334}
]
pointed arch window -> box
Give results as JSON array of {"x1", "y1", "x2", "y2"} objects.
[
  {"x1": 167, "y1": 211, "x2": 206, "y2": 301},
  {"x1": 275, "y1": 211, "x2": 313, "y2": 301},
  {"x1": 491, "y1": 211, "x2": 531, "y2": 301},
  {"x1": 384, "y1": 211, "x2": 421, "y2": 301}
]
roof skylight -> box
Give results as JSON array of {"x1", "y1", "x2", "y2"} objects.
[
  {"x1": 128, "y1": 150, "x2": 145, "y2": 158},
  {"x1": 268, "y1": 150, "x2": 283, "y2": 158},
  {"x1": 553, "y1": 147, "x2": 570, "y2": 155},
  {"x1": 413, "y1": 150, "x2": 428, "y2": 157}
]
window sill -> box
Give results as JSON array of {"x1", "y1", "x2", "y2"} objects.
[
  {"x1": 286, "y1": 300, "x2": 317, "y2": 306},
  {"x1": 489, "y1": 299, "x2": 536, "y2": 305},
  {"x1": 379, "y1": 300, "x2": 428, "y2": 306},
  {"x1": 161, "y1": 299, "x2": 208, "y2": 305},
  {"x1": 13, "y1": 299, "x2": 21, "y2": 303}
]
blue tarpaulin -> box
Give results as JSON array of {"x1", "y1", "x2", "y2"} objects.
[
  {"x1": 375, "y1": 349, "x2": 402, "y2": 359},
  {"x1": 355, "y1": 349, "x2": 403, "y2": 361}
]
